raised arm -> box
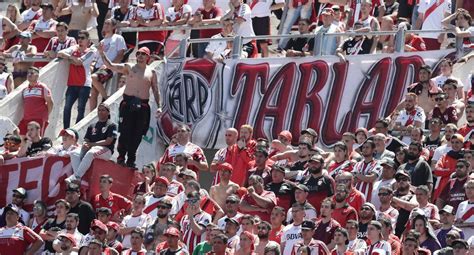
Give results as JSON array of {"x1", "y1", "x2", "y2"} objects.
[{"x1": 98, "y1": 43, "x2": 129, "y2": 74}]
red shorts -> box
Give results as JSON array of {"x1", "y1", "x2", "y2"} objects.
[{"x1": 18, "y1": 119, "x2": 48, "y2": 136}]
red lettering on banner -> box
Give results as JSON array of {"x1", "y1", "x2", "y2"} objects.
[
  {"x1": 18, "y1": 158, "x2": 42, "y2": 192},
  {"x1": 349, "y1": 57, "x2": 392, "y2": 131},
  {"x1": 384, "y1": 56, "x2": 425, "y2": 115},
  {"x1": 321, "y1": 61, "x2": 351, "y2": 145},
  {"x1": 0, "y1": 163, "x2": 18, "y2": 206},
  {"x1": 254, "y1": 63, "x2": 297, "y2": 139},
  {"x1": 231, "y1": 63, "x2": 270, "y2": 129},
  {"x1": 41, "y1": 157, "x2": 70, "y2": 204},
  {"x1": 289, "y1": 60, "x2": 329, "y2": 144}
]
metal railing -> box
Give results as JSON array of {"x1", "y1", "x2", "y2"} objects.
[
  {"x1": 3, "y1": 56, "x2": 51, "y2": 63},
  {"x1": 120, "y1": 25, "x2": 466, "y2": 59}
]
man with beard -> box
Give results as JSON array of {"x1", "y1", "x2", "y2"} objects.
[
  {"x1": 210, "y1": 163, "x2": 239, "y2": 208},
  {"x1": 437, "y1": 159, "x2": 470, "y2": 211},
  {"x1": 459, "y1": 104, "x2": 474, "y2": 138},
  {"x1": 432, "y1": 124, "x2": 458, "y2": 169},
  {"x1": 59, "y1": 213, "x2": 83, "y2": 248},
  {"x1": 434, "y1": 134, "x2": 465, "y2": 201},
  {"x1": 246, "y1": 149, "x2": 272, "y2": 186},
  {"x1": 392, "y1": 170, "x2": 419, "y2": 237},
  {"x1": 299, "y1": 154, "x2": 335, "y2": 215},
  {"x1": 216, "y1": 195, "x2": 243, "y2": 230},
  {"x1": 333, "y1": 184, "x2": 358, "y2": 226},
  {"x1": 399, "y1": 141, "x2": 433, "y2": 190},
  {"x1": 357, "y1": 202, "x2": 377, "y2": 240},
  {"x1": 352, "y1": 140, "x2": 381, "y2": 202},
  {"x1": 265, "y1": 164, "x2": 296, "y2": 211},
  {"x1": 335, "y1": 172, "x2": 366, "y2": 212},
  {"x1": 286, "y1": 184, "x2": 317, "y2": 223},
  {"x1": 314, "y1": 198, "x2": 340, "y2": 250},
  {"x1": 255, "y1": 221, "x2": 280, "y2": 254},
  {"x1": 65, "y1": 183, "x2": 95, "y2": 235},
  {"x1": 394, "y1": 93, "x2": 426, "y2": 144},
  {"x1": 143, "y1": 198, "x2": 173, "y2": 251}
]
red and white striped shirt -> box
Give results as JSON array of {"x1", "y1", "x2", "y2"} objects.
[
  {"x1": 180, "y1": 210, "x2": 212, "y2": 253},
  {"x1": 132, "y1": 4, "x2": 166, "y2": 44},
  {"x1": 44, "y1": 36, "x2": 77, "y2": 53},
  {"x1": 291, "y1": 239, "x2": 330, "y2": 255},
  {"x1": 0, "y1": 224, "x2": 41, "y2": 254},
  {"x1": 160, "y1": 142, "x2": 207, "y2": 178},
  {"x1": 363, "y1": 240, "x2": 392, "y2": 255},
  {"x1": 353, "y1": 159, "x2": 380, "y2": 202}
]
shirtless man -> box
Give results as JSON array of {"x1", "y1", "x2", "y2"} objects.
[
  {"x1": 443, "y1": 79, "x2": 465, "y2": 120},
  {"x1": 1, "y1": 31, "x2": 37, "y2": 87},
  {"x1": 54, "y1": 0, "x2": 99, "y2": 39},
  {"x1": 98, "y1": 45, "x2": 161, "y2": 168},
  {"x1": 0, "y1": 15, "x2": 20, "y2": 52},
  {"x1": 395, "y1": 65, "x2": 441, "y2": 116},
  {"x1": 209, "y1": 163, "x2": 239, "y2": 208}
]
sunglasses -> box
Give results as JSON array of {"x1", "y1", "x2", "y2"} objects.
[
  {"x1": 378, "y1": 192, "x2": 389, "y2": 196},
  {"x1": 157, "y1": 205, "x2": 170, "y2": 209},
  {"x1": 77, "y1": 36, "x2": 87, "y2": 40},
  {"x1": 136, "y1": 52, "x2": 148, "y2": 56},
  {"x1": 361, "y1": 207, "x2": 372, "y2": 211},
  {"x1": 226, "y1": 200, "x2": 238, "y2": 204},
  {"x1": 12, "y1": 194, "x2": 24, "y2": 199},
  {"x1": 435, "y1": 98, "x2": 445, "y2": 102}
]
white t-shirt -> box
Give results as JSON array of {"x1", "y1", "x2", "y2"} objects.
[
  {"x1": 396, "y1": 106, "x2": 426, "y2": 126},
  {"x1": 431, "y1": 75, "x2": 464, "y2": 90},
  {"x1": 370, "y1": 178, "x2": 396, "y2": 209},
  {"x1": 205, "y1": 33, "x2": 230, "y2": 58},
  {"x1": 121, "y1": 213, "x2": 152, "y2": 248},
  {"x1": 455, "y1": 200, "x2": 474, "y2": 239},
  {"x1": 217, "y1": 213, "x2": 243, "y2": 230},
  {"x1": 432, "y1": 144, "x2": 452, "y2": 163},
  {"x1": 228, "y1": 4, "x2": 255, "y2": 44},
  {"x1": 281, "y1": 223, "x2": 302, "y2": 255},
  {"x1": 251, "y1": 0, "x2": 284, "y2": 18},
  {"x1": 167, "y1": 4, "x2": 193, "y2": 41},
  {"x1": 418, "y1": 0, "x2": 451, "y2": 39},
  {"x1": 94, "y1": 34, "x2": 127, "y2": 68},
  {"x1": 21, "y1": 8, "x2": 41, "y2": 23}
]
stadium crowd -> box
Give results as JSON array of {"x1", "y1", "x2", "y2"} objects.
[{"x1": 0, "y1": 0, "x2": 474, "y2": 254}]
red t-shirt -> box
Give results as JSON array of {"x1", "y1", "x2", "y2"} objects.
[
  {"x1": 92, "y1": 192, "x2": 133, "y2": 216},
  {"x1": 269, "y1": 225, "x2": 284, "y2": 244},
  {"x1": 406, "y1": 36, "x2": 427, "y2": 51},
  {"x1": 332, "y1": 204, "x2": 358, "y2": 226},
  {"x1": 67, "y1": 48, "x2": 87, "y2": 86},
  {"x1": 241, "y1": 190, "x2": 276, "y2": 222},
  {"x1": 432, "y1": 106, "x2": 458, "y2": 125},
  {"x1": 197, "y1": 7, "x2": 223, "y2": 38},
  {"x1": 0, "y1": 224, "x2": 40, "y2": 254},
  {"x1": 346, "y1": 187, "x2": 366, "y2": 212},
  {"x1": 22, "y1": 82, "x2": 51, "y2": 120}
]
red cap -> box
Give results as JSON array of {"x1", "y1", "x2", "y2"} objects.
[
  {"x1": 278, "y1": 130, "x2": 293, "y2": 141},
  {"x1": 164, "y1": 227, "x2": 181, "y2": 237},
  {"x1": 217, "y1": 163, "x2": 233, "y2": 172},
  {"x1": 106, "y1": 221, "x2": 120, "y2": 232},
  {"x1": 137, "y1": 47, "x2": 151, "y2": 56},
  {"x1": 321, "y1": 8, "x2": 335, "y2": 15},
  {"x1": 91, "y1": 219, "x2": 108, "y2": 233},
  {"x1": 155, "y1": 176, "x2": 170, "y2": 187},
  {"x1": 58, "y1": 233, "x2": 77, "y2": 246}
]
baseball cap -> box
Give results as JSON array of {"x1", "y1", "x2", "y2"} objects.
[
  {"x1": 254, "y1": 148, "x2": 269, "y2": 157},
  {"x1": 278, "y1": 130, "x2": 293, "y2": 141},
  {"x1": 58, "y1": 233, "x2": 77, "y2": 246},
  {"x1": 217, "y1": 163, "x2": 233, "y2": 172},
  {"x1": 331, "y1": 5, "x2": 341, "y2": 11},
  {"x1": 440, "y1": 205, "x2": 455, "y2": 215},
  {"x1": 362, "y1": 202, "x2": 377, "y2": 214},
  {"x1": 225, "y1": 217, "x2": 240, "y2": 225},
  {"x1": 301, "y1": 128, "x2": 318, "y2": 137},
  {"x1": 380, "y1": 158, "x2": 396, "y2": 168},
  {"x1": 178, "y1": 169, "x2": 197, "y2": 180},
  {"x1": 451, "y1": 134, "x2": 464, "y2": 143},
  {"x1": 13, "y1": 187, "x2": 27, "y2": 198},
  {"x1": 271, "y1": 164, "x2": 288, "y2": 173},
  {"x1": 8, "y1": 135, "x2": 22, "y2": 144},
  {"x1": 106, "y1": 222, "x2": 120, "y2": 232},
  {"x1": 59, "y1": 128, "x2": 79, "y2": 140},
  {"x1": 309, "y1": 154, "x2": 324, "y2": 163},
  {"x1": 301, "y1": 220, "x2": 316, "y2": 230},
  {"x1": 40, "y1": 3, "x2": 54, "y2": 9},
  {"x1": 4, "y1": 204, "x2": 20, "y2": 215},
  {"x1": 155, "y1": 176, "x2": 170, "y2": 187},
  {"x1": 91, "y1": 219, "x2": 108, "y2": 233},
  {"x1": 137, "y1": 47, "x2": 151, "y2": 56},
  {"x1": 321, "y1": 8, "x2": 335, "y2": 15},
  {"x1": 395, "y1": 170, "x2": 411, "y2": 180},
  {"x1": 20, "y1": 31, "x2": 32, "y2": 38},
  {"x1": 164, "y1": 227, "x2": 180, "y2": 237},
  {"x1": 295, "y1": 184, "x2": 309, "y2": 192}
]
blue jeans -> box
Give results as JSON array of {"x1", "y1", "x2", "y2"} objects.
[
  {"x1": 278, "y1": 4, "x2": 313, "y2": 49},
  {"x1": 63, "y1": 86, "x2": 91, "y2": 129}
]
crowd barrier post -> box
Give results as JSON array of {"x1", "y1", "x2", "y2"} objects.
[
  {"x1": 232, "y1": 36, "x2": 243, "y2": 59},
  {"x1": 394, "y1": 26, "x2": 406, "y2": 53},
  {"x1": 312, "y1": 31, "x2": 323, "y2": 56}
]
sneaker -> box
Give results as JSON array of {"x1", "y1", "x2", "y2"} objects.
[
  {"x1": 65, "y1": 175, "x2": 79, "y2": 184},
  {"x1": 117, "y1": 157, "x2": 126, "y2": 166}
]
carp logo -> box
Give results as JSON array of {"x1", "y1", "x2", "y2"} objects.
[{"x1": 164, "y1": 59, "x2": 216, "y2": 124}]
